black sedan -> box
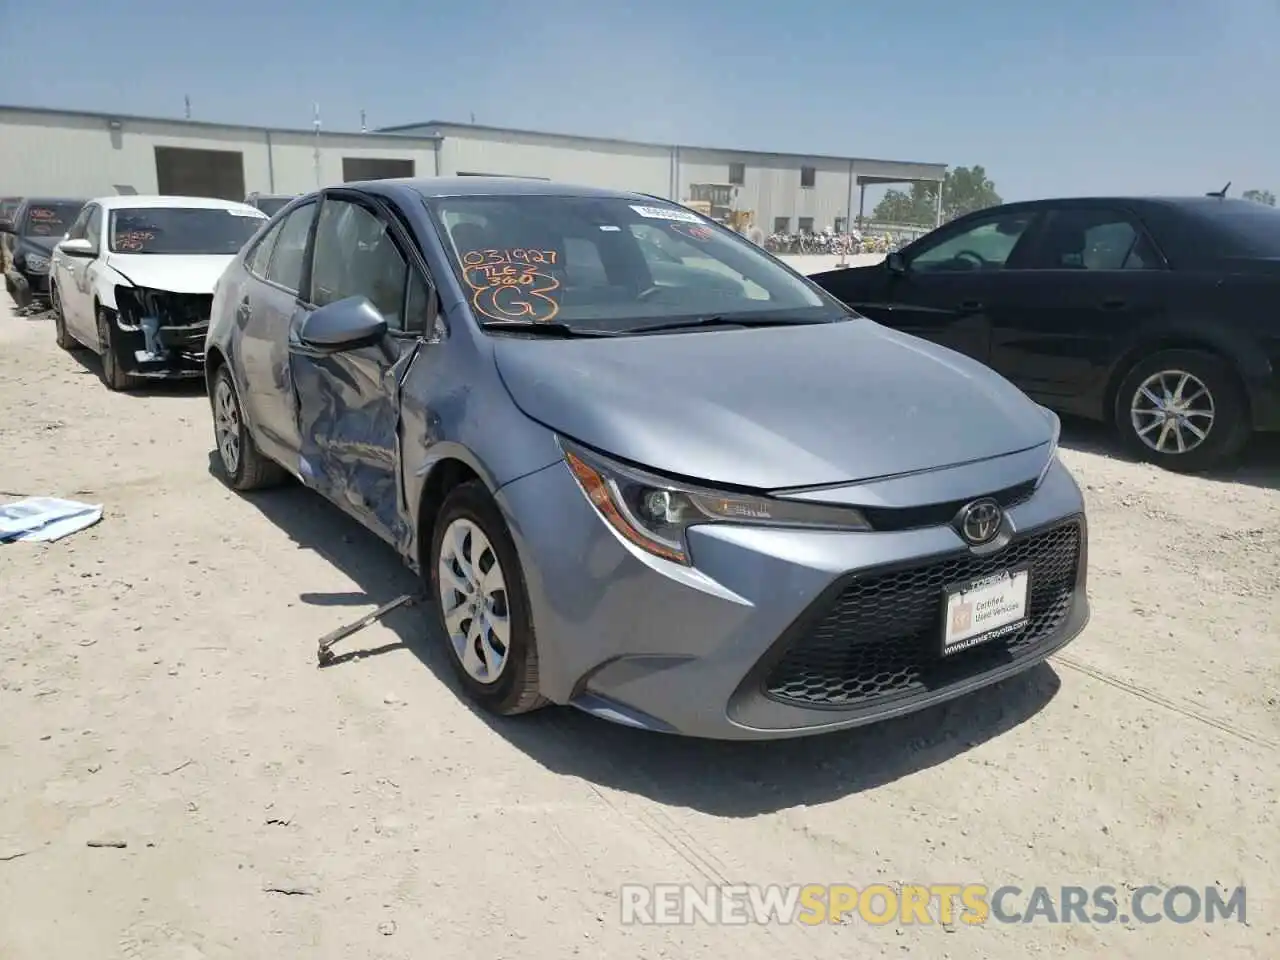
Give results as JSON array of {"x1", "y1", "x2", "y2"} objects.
[{"x1": 810, "y1": 196, "x2": 1280, "y2": 472}]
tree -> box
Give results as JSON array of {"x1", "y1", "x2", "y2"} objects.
[
  {"x1": 1242, "y1": 188, "x2": 1276, "y2": 206},
  {"x1": 870, "y1": 165, "x2": 1003, "y2": 227}
]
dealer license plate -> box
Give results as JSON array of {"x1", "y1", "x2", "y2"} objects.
[{"x1": 940, "y1": 566, "x2": 1030, "y2": 656}]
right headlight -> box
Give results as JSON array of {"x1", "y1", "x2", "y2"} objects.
[{"x1": 559, "y1": 438, "x2": 870, "y2": 565}]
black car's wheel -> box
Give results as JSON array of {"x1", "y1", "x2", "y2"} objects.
[
  {"x1": 51, "y1": 285, "x2": 82, "y2": 351},
  {"x1": 1113, "y1": 349, "x2": 1251, "y2": 472},
  {"x1": 95, "y1": 305, "x2": 137, "y2": 391},
  {"x1": 210, "y1": 365, "x2": 288, "y2": 491},
  {"x1": 429, "y1": 481, "x2": 547, "y2": 716}
]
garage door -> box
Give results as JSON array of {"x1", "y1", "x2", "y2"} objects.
[
  {"x1": 154, "y1": 147, "x2": 246, "y2": 201},
  {"x1": 342, "y1": 158, "x2": 415, "y2": 182}
]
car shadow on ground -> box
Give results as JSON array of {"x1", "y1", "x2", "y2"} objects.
[
  {"x1": 212, "y1": 453, "x2": 1063, "y2": 817},
  {"x1": 68, "y1": 350, "x2": 207, "y2": 398},
  {"x1": 1058, "y1": 416, "x2": 1280, "y2": 493}
]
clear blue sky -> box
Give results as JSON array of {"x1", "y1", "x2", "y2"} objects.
[{"x1": 3, "y1": 0, "x2": 1275, "y2": 202}]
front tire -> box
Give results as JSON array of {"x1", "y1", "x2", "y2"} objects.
[
  {"x1": 96, "y1": 305, "x2": 137, "y2": 391},
  {"x1": 51, "y1": 285, "x2": 82, "y2": 351},
  {"x1": 1113, "y1": 349, "x2": 1250, "y2": 472},
  {"x1": 429, "y1": 481, "x2": 547, "y2": 716},
  {"x1": 211, "y1": 365, "x2": 287, "y2": 491}
]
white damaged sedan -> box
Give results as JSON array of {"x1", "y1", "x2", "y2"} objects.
[{"x1": 48, "y1": 195, "x2": 268, "y2": 390}]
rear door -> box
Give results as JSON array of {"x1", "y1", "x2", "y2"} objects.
[
  {"x1": 868, "y1": 206, "x2": 1043, "y2": 363},
  {"x1": 287, "y1": 190, "x2": 430, "y2": 547},
  {"x1": 987, "y1": 204, "x2": 1169, "y2": 411},
  {"x1": 238, "y1": 199, "x2": 318, "y2": 462}
]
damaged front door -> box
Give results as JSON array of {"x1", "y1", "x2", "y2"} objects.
[{"x1": 287, "y1": 193, "x2": 428, "y2": 548}]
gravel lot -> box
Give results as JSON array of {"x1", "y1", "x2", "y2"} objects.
[{"x1": 1, "y1": 292, "x2": 1276, "y2": 959}]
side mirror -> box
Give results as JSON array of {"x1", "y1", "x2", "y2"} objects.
[
  {"x1": 57, "y1": 238, "x2": 96, "y2": 258},
  {"x1": 885, "y1": 251, "x2": 906, "y2": 274},
  {"x1": 298, "y1": 296, "x2": 388, "y2": 352}
]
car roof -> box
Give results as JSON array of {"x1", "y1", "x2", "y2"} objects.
[
  {"x1": 17, "y1": 197, "x2": 87, "y2": 206},
  {"x1": 367, "y1": 176, "x2": 663, "y2": 203},
  {"x1": 88, "y1": 195, "x2": 268, "y2": 215},
  {"x1": 977, "y1": 195, "x2": 1268, "y2": 215}
]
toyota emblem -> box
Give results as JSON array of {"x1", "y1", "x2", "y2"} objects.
[{"x1": 958, "y1": 499, "x2": 1003, "y2": 545}]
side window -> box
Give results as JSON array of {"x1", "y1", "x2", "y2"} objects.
[
  {"x1": 265, "y1": 201, "x2": 316, "y2": 294},
  {"x1": 84, "y1": 206, "x2": 103, "y2": 250},
  {"x1": 246, "y1": 219, "x2": 285, "y2": 277},
  {"x1": 310, "y1": 198, "x2": 410, "y2": 330},
  {"x1": 65, "y1": 205, "x2": 93, "y2": 241},
  {"x1": 1030, "y1": 209, "x2": 1162, "y2": 271},
  {"x1": 909, "y1": 211, "x2": 1037, "y2": 273}
]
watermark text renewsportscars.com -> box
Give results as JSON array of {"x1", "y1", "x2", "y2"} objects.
[{"x1": 620, "y1": 883, "x2": 1247, "y2": 926}]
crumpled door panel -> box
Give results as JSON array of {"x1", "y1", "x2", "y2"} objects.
[{"x1": 290, "y1": 344, "x2": 416, "y2": 549}]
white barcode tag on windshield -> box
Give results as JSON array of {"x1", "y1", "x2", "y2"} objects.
[
  {"x1": 227, "y1": 208, "x2": 267, "y2": 218},
  {"x1": 630, "y1": 204, "x2": 702, "y2": 223}
]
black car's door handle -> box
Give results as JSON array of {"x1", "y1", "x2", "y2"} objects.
[
  {"x1": 1101, "y1": 298, "x2": 1128, "y2": 310},
  {"x1": 960, "y1": 299, "x2": 983, "y2": 311}
]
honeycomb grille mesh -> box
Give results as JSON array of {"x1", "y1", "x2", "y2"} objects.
[{"x1": 763, "y1": 520, "x2": 1081, "y2": 708}]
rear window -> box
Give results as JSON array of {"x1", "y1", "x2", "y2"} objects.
[
  {"x1": 24, "y1": 202, "x2": 84, "y2": 236},
  {"x1": 1192, "y1": 202, "x2": 1280, "y2": 257}
]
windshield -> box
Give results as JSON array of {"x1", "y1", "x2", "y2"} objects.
[
  {"x1": 425, "y1": 195, "x2": 841, "y2": 330},
  {"x1": 253, "y1": 196, "x2": 292, "y2": 217},
  {"x1": 108, "y1": 206, "x2": 266, "y2": 255},
  {"x1": 25, "y1": 202, "x2": 84, "y2": 237},
  {"x1": 1193, "y1": 202, "x2": 1280, "y2": 257}
]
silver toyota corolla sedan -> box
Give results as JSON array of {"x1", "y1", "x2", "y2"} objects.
[{"x1": 205, "y1": 177, "x2": 1089, "y2": 740}]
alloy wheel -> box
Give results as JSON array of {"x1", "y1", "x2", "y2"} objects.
[
  {"x1": 436, "y1": 517, "x2": 510, "y2": 683},
  {"x1": 213, "y1": 377, "x2": 242, "y2": 475},
  {"x1": 1129, "y1": 369, "x2": 1215, "y2": 456}
]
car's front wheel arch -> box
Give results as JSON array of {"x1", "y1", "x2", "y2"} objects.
[
  {"x1": 1104, "y1": 335, "x2": 1252, "y2": 430},
  {"x1": 1111, "y1": 345, "x2": 1251, "y2": 471}
]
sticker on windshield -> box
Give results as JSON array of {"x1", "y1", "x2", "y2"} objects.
[
  {"x1": 115, "y1": 230, "x2": 156, "y2": 252},
  {"x1": 669, "y1": 222, "x2": 715, "y2": 242},
  {"x1": 630, "y1": 204, "x2": 702, "y2": 223},
  {"x1": 227, "y1": 208, "x2": 267, "y2": 218},
  {"x1": 461, "y1": 249, "x2": 561, "y2": 323},
  {"x1": 599, "y1": 225, "x2": 621, "y2": 232}
]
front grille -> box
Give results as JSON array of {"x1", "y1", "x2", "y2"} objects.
[
  {"x1": 860, "y1": 479, "x2": 1036, "y2": 532},
  {"x1": 763, "y1": 520, "x2": 1081, "y2": 708}
]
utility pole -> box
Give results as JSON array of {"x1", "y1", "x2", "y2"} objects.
[
  {"x1": 360, "y1": 109, "x2": 367, "y2": 133},
  {"x1": 313, "y1": 103, "x2": 322, "y2": 188},
  {"x1": 184, "y1": 95, "x2": 191, "y2": 120}
]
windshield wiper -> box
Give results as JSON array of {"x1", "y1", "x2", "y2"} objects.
[
  {"x1": 622, "y1": 315, "x2": 837, "y2": 335},
  {"x1": 482, "y1": 321, "x2": 619, "y2": 338}
]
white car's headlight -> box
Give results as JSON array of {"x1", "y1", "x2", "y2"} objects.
[
  {"x1": 559, "y1": 438, "x2": 870, "y2": 565},
  {"x1": 24, "y1": 253, "x2": 50, "y2": 272}
]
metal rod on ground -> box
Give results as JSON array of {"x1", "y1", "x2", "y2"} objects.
[{"x1": 316, "y1": 593, "x2": 420, "y2": 665}]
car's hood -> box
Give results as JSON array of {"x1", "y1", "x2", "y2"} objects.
[
  {"x1": 105, "y1": 254, "x2": 234, "y2": 294},
  {"x1": 492, "y1": 318, "x2": 1055, "y2": 490}
]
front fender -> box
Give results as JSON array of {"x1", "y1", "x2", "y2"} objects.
[{"x1": 90, "y1": 262, "x2": 133, "y2": 310}]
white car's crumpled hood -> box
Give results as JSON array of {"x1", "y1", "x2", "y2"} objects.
[{"x1": 105, "y1": 254, "x2": 235, "y2": 294}]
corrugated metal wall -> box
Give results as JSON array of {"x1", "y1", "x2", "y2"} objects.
[
  {"x1": 0, "y1": 108, "x2": 945, "y2": 232},
  {"x1": 0, "y1": 108, "x2": 439, "y2": 200}
]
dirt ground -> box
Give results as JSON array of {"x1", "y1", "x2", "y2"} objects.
[{"x1": 1, "y1": 292, "x2": 1276, "y2": 960}]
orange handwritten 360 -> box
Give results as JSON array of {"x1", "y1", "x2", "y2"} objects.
[
  {"x1": 461, "y1": 251, "x2": 561, "y2": 323},
  {"x1": 461, "y1": 248, "x2": 558, "y2": 268}
]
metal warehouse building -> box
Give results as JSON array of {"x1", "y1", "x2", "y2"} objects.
[{"x1": 0, "y1": 105, "x2": 947, "y2": 234}]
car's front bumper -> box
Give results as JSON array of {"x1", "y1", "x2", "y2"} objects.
[{"x1": 497, "y1": 456, "x2": 1089, "y2": 740}]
